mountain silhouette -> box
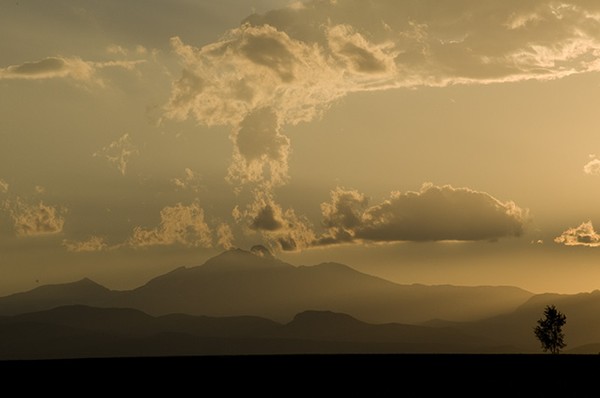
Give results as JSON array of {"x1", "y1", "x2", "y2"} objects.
[
  {"x1": 0, "y1": 305, "x2": 495, "y2": 359},
  {"x1": 0, "y1": 248, "x2": 533, "y2": 324}
]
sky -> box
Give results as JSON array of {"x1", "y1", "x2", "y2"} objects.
[{"x1": 2, "y1": 0, "x2": 600, "y2": 296}]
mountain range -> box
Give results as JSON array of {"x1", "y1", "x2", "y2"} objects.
[
  {"x1": 1, "y1": 247, "x2": 599, "y2": 358},
  {"x1": 0, "y1": 247, "x2": 532, "y2": 324}
]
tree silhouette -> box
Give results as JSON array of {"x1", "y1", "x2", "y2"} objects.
[{"x1": 534, "y1": 305, "x2": 567, "y2": 354}]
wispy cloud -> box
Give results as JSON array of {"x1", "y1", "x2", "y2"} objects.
[
  {"x1": 172, "y1": 168, "x2": 202, "y2": 192},
  {"x1": 0, "y1": 56, "x2": 144, "y2": 85},
  {"x1": 93, "y1": 133, "x2": 139, "y2": 176},
  {"x1": 63, "y1": 236, "x2": 109, "y2": 252},
  {"x1": 554, "y1": 221, "x2": 600, "y2": 247},
  {"x1": 0, "y1": 179, "x2": 8, "y2": 194}
]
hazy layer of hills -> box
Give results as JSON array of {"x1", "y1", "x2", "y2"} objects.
[
  {"x1": 426, "y1": 290, "x2": 600, "y2": 352},
  {"x1": 0, "y1": 306, "x2": 499, "y2": 359},
  {"x1": 1, "y1": 247, "x2": 598, "y2": 358}
]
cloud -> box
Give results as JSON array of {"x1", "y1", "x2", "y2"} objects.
[
  {"x1": 554, "y1": 221, "x2": 600, "y2": 247},
  {"x1": 172, "y1": 168, "x2": 202, "y2": 192},
  {"x1": 250, "y1": 203, "x2": 284, "y2": 231},
  {"x1": 63, "y1": 203, "x2": 216, "y2": 252},
  {"x1": 227, "y1": 107, "x2": 291, "y2": 187},
  {"x1": 584, "y1": 156, "x2": 600, "y2": 175},
  {"x1": 320, "y1": 187, "x2": 369, "y2": 243},
  {"x1": 0, "y1": 179, "x2": 8, "y2": 194},
  {"x1": 4, "y1": 198, "x2": 66, "y2": 237},
  {"x1": 234, "y1": 191, "x2": 315, "y2": 252},
  {"x1": 128, "y1": 202, "x2": 212, "y2": 248},
  {"x1": 0, "y1": 57, "x2": 92, "y2": 80},
  {"x1": 216, "y1": 223, "x2": 235, "y2": 250},
  {"x1": 0, "y1": 56, "x2": 144, "y2": 84},
  {"x1": 317, "y1": 184, "x2": 527, "y2": 244},
  {"x1": 93, "y1": 133, "x2": 139, "y2": 176},
  {"x1": 327, "y1": 24, "x2": 397, "y2": 75},
  {"x1": 106, "y1": 44, "x2": 148, "y2": 56},
  {"x1": 63, "y1": 236, "x2": 109, "y2": 252},
  {"x1": 165, "y1": 25, "x2": 342, "y2": 189}
]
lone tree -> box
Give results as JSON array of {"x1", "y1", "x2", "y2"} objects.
[{"x1": 534, "y1": 305, "x2": 567, "y2": 354}]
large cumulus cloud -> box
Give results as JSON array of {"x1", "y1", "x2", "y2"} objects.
[{"x1": 317, "y1": 184, "x2": 527, "y2": 244}]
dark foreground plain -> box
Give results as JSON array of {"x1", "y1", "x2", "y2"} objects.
[{"x1": 1, "y1": 354, "x2": 598, "y2": 396}]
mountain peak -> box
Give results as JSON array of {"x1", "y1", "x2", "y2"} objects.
[
  {"x1": 76, "y1": 277, "x2": 103, "y2": 286},
  {"x1": 199, "y1": 247, "x2": 292, "y2": 271}
]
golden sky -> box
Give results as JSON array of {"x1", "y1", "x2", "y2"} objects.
[{"x1": 2, "y1": 0, "x2": 600, "y2": 295}]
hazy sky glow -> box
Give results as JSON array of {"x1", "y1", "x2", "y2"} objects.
[{"x1": 2, "y1": 0, "x2": 600, "y2": 295}]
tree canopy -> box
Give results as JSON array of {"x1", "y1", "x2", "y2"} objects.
[{"x1": 534, "y1": 305, "x2": 567, "y2": 354}]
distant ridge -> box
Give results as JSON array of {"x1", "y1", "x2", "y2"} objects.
[
  {"x1": 0, "y1": 306, "x2": 495, "y2": 359},
  {"x1": 0, "y1": 278, "x2": 115, "y2": 316}
]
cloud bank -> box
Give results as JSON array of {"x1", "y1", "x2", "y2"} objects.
[
  {"x1": 554, "y1": 221, "x2": 600, "y2": 247},
  {"x1": 165, "y1": 0, "x2": 600, "y2": 191},
  {"x1": 317, "y1": 184, "x2": 527, "y2": 244}
]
